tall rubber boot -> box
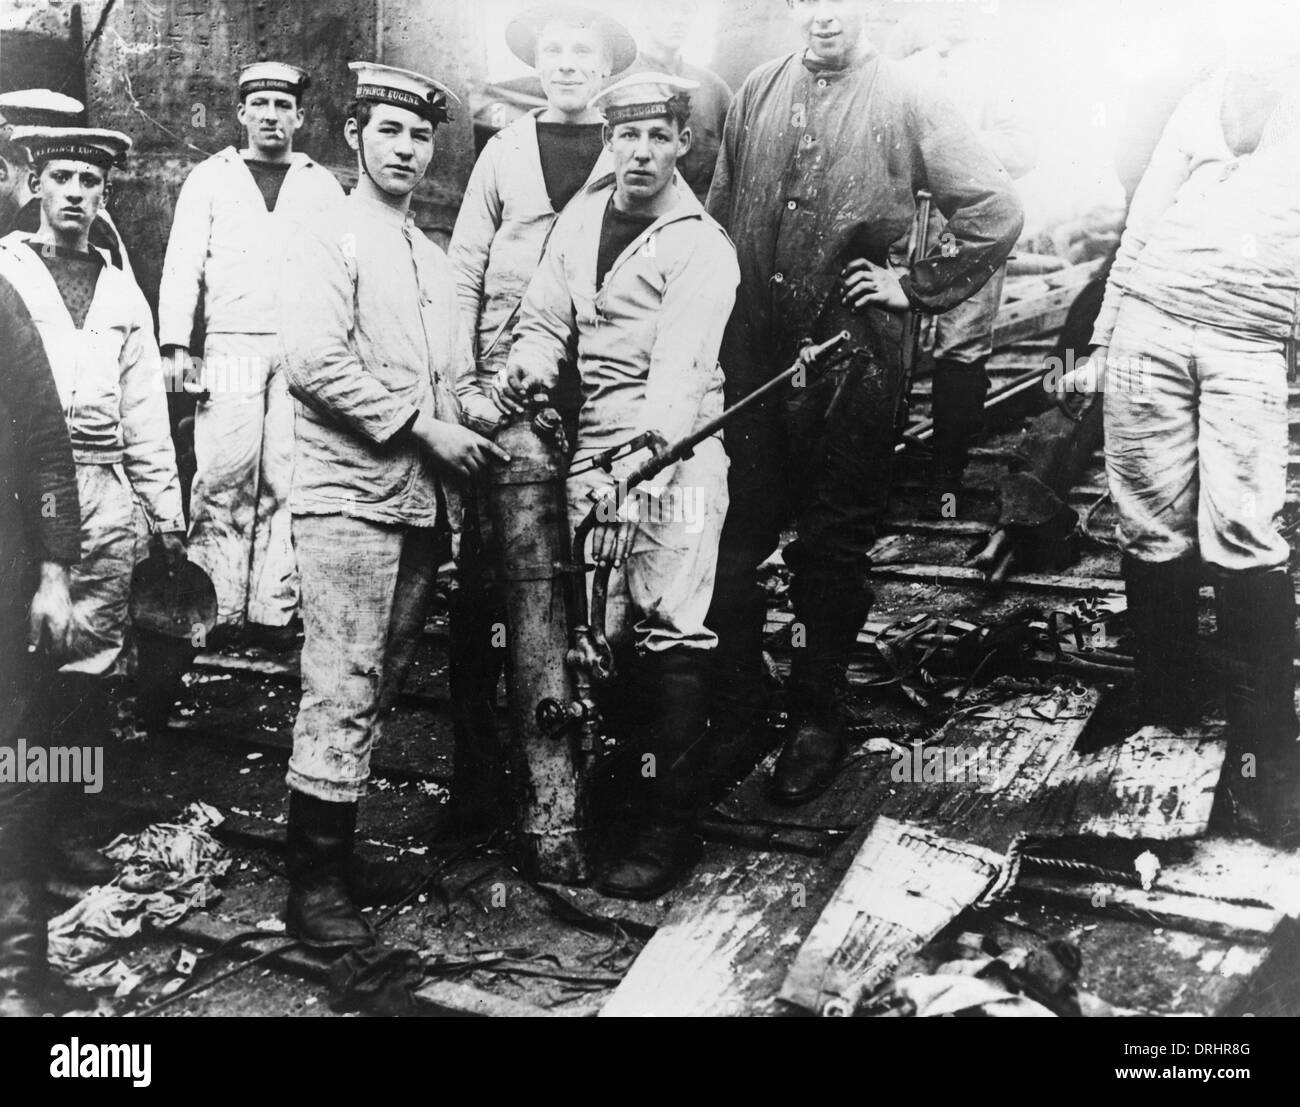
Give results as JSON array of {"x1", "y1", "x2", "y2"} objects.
[
  {"x1": 1216, "y1": 570, "x2": 1300, "y2": 841},
  {"x1": 1121, "y1": 554, "x2": 1201, "y2": 728},
  {"x1": 597, "y1": 649, "x2": 709, "y2": 900},
  {"x1": 47, "y1": 674, "x2": 117, "y2": 884},
  {"x1": 283, "y1": 791, "x2": 374, "y2": 949},
  {"x1": 930, "y1": 358, "x2": 991, "y2": 490},
  {"x1": 769, "y1": 568, "x2": 872, "y2": 805},
  {"x1": 704, "y1": 548, "x2": 773, "y2": 784},
  {"x1": 0, "y1": 786, "x2": 50, "y2": 1017}
]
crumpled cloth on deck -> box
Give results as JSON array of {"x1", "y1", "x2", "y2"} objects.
[{"x1": 47, "y1": 802, "x2": 231, "y2": 974}]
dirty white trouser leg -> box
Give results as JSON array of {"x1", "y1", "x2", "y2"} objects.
[
  {"x1": 287, "y1": 515, "x2": 442, "y2": 803},
  {"x1": 1104, "y1": 296, "x2": 1290, "y2": 571},
  {"x1": 187, "y1": 333, "x2": 297, "y2": 629},
  {"x1": 566, "y1": 437, "x2": 729, "y2": 654},
  {"x1": 61, "y1": 462, "x2": 138, "y2": 677}
]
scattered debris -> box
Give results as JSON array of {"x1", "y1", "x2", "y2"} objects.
[{"x1": 47, "y1": 803, "x2": 232, "y2": 975}]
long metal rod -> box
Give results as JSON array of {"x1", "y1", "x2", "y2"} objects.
[{"x1": 569, "y1": 331, "x2": 853, "y2": 673}]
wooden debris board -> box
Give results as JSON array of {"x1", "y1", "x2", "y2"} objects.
[
  {"x1": 1017, "y1": 877, "x2": 1283, "y2": 944},
  {"x1": 1027, "y1": 724, "x2": 1226, "y2": 840},
  {"x1": 714, "y1": 691, "x2": 1226, "y2": 849},
  {"x1": 992, "y1": 268, "x2": 1100, "y2": 348},
  {"x1": 615, "y1": 690, "x2": 1227, "y2": 1016},
  {"x1": 778, "y1": 818, "x2": 1004, "y2": 1015},
  {"x1": 876, "y1": 694, "x2": 1226, "y2": 847},
  {"x1": 773, "y1": 692, "x2": 1228, "y2": 1014},
  {"x1": 871, "y1": 689, "x2": 1101, "y2": 853},
  {"x1": 1155, "y1": 837, "x2": 1300, "y2": 918},
  {"x1": 598, "y1": 835, "x2": 870, "y2": 1017}
]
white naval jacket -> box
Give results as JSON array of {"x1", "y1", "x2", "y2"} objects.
[
  {"x1": 277, "y1": 190, "x2": 468, "y2": 530},
  {"x1": 448, "y1": 111, "x2": 613, "y2": 433},
  {"x1": 158, "y1": 146, "x2": 344, "y2": 348},
  {"x1": 0, "y1": 232, "x2": 184, "y2": 532},
  {"x1": 504, "y1": 176, "x2": 740, "y2": 481}
]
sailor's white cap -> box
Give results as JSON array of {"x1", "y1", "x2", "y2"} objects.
[{"x1": 348, "y1": 61, "x2": 460, "y2": 126}]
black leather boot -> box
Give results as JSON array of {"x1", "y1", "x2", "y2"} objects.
[
  {"x1": 769, "y1": 679, "x2": 847, "y2": 806},
  {"x1": 598, "y1": 650, "x2": 708, "y2": 901},
  {"x1": 0, "y1": 785, "x2": 49, "y2": 1017},
  {"x1": 47, "y1": 675, "x2": 117, "y2": 885},
  {"x1": 768, "y1": 568, "x2": 869, "y2": 805},
  {"x1": 703, "y1": 584, "x2": 775, "y2": 791},
  {"x1": 930, "y1": 358, "x2": 991, "y2": 489},
  {"x1": 1122, "y1": 554, "x2": 1202, "y2": 728},
  {"x1": 1216, "y1": 570, "x2": 1300, "y2": 842},
  {"x1": 342, "y1": 855, "x2": 426, "y2": 908},
  {"x1": 283, "y1": 792, "x2": 374, "y2": 949}
]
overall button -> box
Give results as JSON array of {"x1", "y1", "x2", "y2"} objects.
[{"x1": 786, "y1": 200, "x2": 798, "y2": 211}]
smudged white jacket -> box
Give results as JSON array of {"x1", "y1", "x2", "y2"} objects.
[
  {"x1": 159, "y1": 146, "x2": 344, "y2": 348},
  {"x1": 0, "y1": 231, "x2": 183, "y2": 532}
]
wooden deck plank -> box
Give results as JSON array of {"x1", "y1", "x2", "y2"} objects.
[
  {"x1": 1016, "y1": 877, "x2": 1282, "y2": 943},
  {"x1": 598, "y1": 838, "x2": 865, "y2": 1017},
  {"x1": 770, "y1": 692, "x2": 1228, "y2": 1015},
  {"x1": 777, "y1": 818, "x2": 1004, "y2": 1015}
]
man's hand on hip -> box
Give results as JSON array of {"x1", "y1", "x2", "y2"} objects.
[{"x1": 842, "y1": 258, "x2": 910, "y2": 313}]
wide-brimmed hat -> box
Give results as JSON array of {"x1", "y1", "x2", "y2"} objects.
[{"x1": 506, "y1": 4, "x2": 637, "y2": 74}]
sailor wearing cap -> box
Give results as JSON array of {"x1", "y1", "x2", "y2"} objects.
[
  {"x1": 443, "y1": 3, "x2": 635, "y2": 832},
  {"x1": 158, "y1": 61, "x2": 343, "y2": 649},
  {"x1": 275, "y1": 62, "x2": 508, "y2": 948},
  {"x1": 498, "y1": 72, "x2": 739, "y2": 899},
  {"x1": 0, "y1": 90, "x2": 133, "y2": 272},
  {"x1": 0, "y1": 127, "x2": 184, "y2": 691}
]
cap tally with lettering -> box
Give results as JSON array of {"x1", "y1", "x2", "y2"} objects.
[
  {"x1": 239, "y1": 61, "x2": 310, "y2": 99},
  {"x1": 11, "y1": 126, "x2": 132, "y2": 171},
  {"x1": 348, "y1": 61, "x2": 459, "y2": 127},
  {"x1": 589, "y1": 71, "x2": 698, "y2": 126}
]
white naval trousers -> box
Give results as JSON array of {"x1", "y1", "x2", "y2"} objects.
[
  {"x1": 187, "y1": 332, "x2": 297, "y2": 628},
  {"x1": 565, "y1": 437, "x2": 729, "y2": 654},
  {"x1": 1104, "y1": 295, "x2": 1291, "y2": 571}
]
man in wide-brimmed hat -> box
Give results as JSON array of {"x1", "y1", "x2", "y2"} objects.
[{"x1": 445, "y1": 3, "x2": 635, "y2": 833}]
